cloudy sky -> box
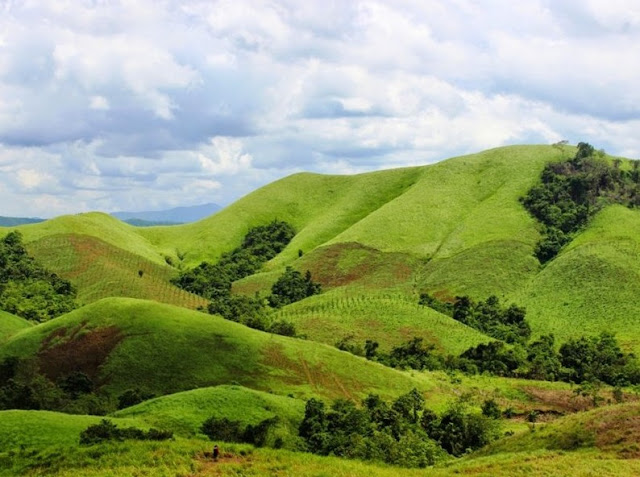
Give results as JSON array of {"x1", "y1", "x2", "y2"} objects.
[{"x1": 1, "y1": 0, "x2": 640, "y2": 217}]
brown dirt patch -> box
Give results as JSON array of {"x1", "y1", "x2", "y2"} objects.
[
  {"x1": 584, "y1": 405, "x2": 640, "y2": 458},
  {"x1": 193, "y1": 450, "x2": 254, "y2": 476},
  {"x1": 38, "y1": 325, "x2": 124, "y2": 384},
  {"x1": 522, "y1": 386, "x2": 594, "y2": 413}
]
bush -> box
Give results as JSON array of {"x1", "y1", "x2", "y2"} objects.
[
  {"x1": 200, "y1": 417, "x2": 245, "y2": 442},
  {"x1": 79, "y1": 419, "x2": 172, "y2": 445}
]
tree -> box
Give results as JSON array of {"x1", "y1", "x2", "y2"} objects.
[{"x1": 268, "y1": 267, "x2": 321, "y2": 308}]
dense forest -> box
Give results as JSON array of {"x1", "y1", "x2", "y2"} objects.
[{"x1": 0, "y1": 231, "x2": 76, "y2": 321}]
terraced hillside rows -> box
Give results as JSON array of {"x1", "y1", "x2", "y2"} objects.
[{"x1": 26, "y1": 234, "x2": 207, "y2": 309}]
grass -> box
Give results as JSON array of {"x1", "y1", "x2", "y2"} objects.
[
  {"x1": 26, "y1": 234, "x2": 207, "y2": 309},
  {"x1": 0, "y1": 410, "x2": 144, "y2": 450},
  {"x1": 2, "y1": 434, "x2": 640, "y2": 477},
  {"x1": 272, "y1": 288, "x2": 490, "y2": 354},
  {"x1": 0, "y1": 310, "x2": 32, "y2": 343}
]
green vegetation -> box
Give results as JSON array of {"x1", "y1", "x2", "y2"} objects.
[
  {"x1": 79, "y1": 419, "x2": 172, "y2": 445},
  {"x1": 0, "y1": 231, "x2": 76, "y2": 321},
  {"x1": 5, "y1": 144, "x2": 640, "y2": 475},
  {"x1": 298, "y1": 390, "x2": 500, "y2": 467},
  {"x1": 522, "y1": 142, "x2": 640, "y2": 263}
]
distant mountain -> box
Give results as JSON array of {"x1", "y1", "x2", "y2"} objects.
[
  {"x1": 112, "y1": 203, "x2": 220, "y2": 225},
  {"x1": 0, "y1": 216, "x2": 45, "y2": 227}
]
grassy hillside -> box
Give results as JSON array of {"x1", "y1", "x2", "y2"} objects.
[
  {"x1": 0, "y1": 310, "x2": 32, "y2": 343},
  {"x1": 0, "y1": 297, "x2": 443, "y2": 401},
  {"x1": 5, "y1": 212, "x2": 165, "y2": 265},
  {"x1": 272, "y1": 288, "x2": 490, "y2": 354},
  {"x1": 26, "y1": 234, "x2": 207, "y2": 309},
  {"x1": 137, "y1": 166, "x2": 423, "y2": 267},
  {"x1": 0, "y1": 410, "x2": 143, "y2": 449},
  {"x1": 513, "y1": 205, "x2": 640, "y2": 350},
  {"x1": 114, "y1": 384, "x2": 305, "y2": 439}
]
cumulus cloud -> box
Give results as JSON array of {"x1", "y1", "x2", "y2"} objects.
[{"x1": 0, "y1": 0, "x2": 639, "y2": 217}]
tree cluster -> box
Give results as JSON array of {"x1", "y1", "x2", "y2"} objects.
[
  {"x1": 522, "y1": 142, "x2": 640, "y2": 263},
  {"x1": 200, "y1": 415, "x2": 286, "y2": 449},
  {"x1": 298, "y1": 390, "x2": 499, "y2": 468},
  {"x1": 0, "y1": 355, "x2": 156, "y2": 415},
  {"x1": 337, "y1": 330, "x2": 640, "y2": 387},
  {"x1": 79, "y1": 419, "x2": 172, "y2": 445},
  {"x1": 0, "y1": 231, "x2": 76, "y2": 321},
  {"x1": 420, "y1": 293, "x2": 530, "y2": 344},
  {"x1": 174, "y1": 221, "x2": 320, "y2": 336},
  {"x1": 172, "y1": 220, "x2": 296, "y2": 299}
]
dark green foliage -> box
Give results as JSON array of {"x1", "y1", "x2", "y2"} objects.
[
  {"x1": 173, "y1": 220, "x2": 295, "y2": 298},
  {"x1": 335, "y1": 334, "x2": 364, "y2": 356},
  {"x1": 418, "y1": 292, "x2": 453, "y2": 316},
  {"x1": 201, "y1": 415, "x2": 284, "y2": 448},
  {"x1": 268, "y1": 268, "x2": 321, "y2": 308},
  {"x1": 299, "y1": 391, "x2": 492, "y2": 467},
  {"x1": 522, "y1": 142, "x2": 640, "y2": 263},
  {"x1": 526, "y1": 334, "x2": 562, "y2": 381},
  {"x1": 427, "y1": 400, "x2": 499, "y2": 456},
  {"x1": 200, "y1": 417, "x2": 245, "y2": 442},
  {"x1": 0, "y1": 231, "x2": 76, "y2": 321},
  {"x1": 460, "y1": 341, "x2": 526, "y2": 377},
  {"x1": 559, "y1": 332, "x2": 640, "y2": 386},
  {"x1": 384, "y1": 337, "x2": 444, "y2": 371},
  {"x1": 452, "y1": 295, "x2": 530, "y2": 344},
  {"x1": 267, "y1": 319, "x2": 297, "y2": 337},
  {"x1": 174, "y1": 221, "x2": 303, "y2": 335},
  {"x1": 57, "y1": 372, "x2": 93, "y2": 399},
  {"x1": 117, "y1": 388, "x2": 156, "y2": 409},
  {"x1": 481, "y1": 399, "x2": 502, "y2": 419},
  {"x1": 79, "y1": 419, "x2": 172, "y2": 445}
]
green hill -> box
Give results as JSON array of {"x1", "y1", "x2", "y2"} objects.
[
  {"x1": 272, "y1": 288, "x2": 490, "y2": 354},
  {"x1": 0, "y1": 297, "x2": 440, "y2": 401},
  {"x1": 114, "y1": 384, "x2": 305, "y2": 440}
]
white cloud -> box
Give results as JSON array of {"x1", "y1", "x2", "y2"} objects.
[{"x1": 0, "y1": 0, "x2": 639, "y2": 217}]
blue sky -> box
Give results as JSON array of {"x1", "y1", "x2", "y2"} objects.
[{"x1": 1, "y1": 0, "x2": 640, "y2": 217}]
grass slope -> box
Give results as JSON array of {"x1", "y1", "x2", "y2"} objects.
[
  {"x1": 0, "y1": 410, "x2": 143, "y2": 449},
  {"x1": 114, "y1": 384, "x2": 305, "y2": 440},
  {"x1": 513, "y1": 205, "x2": 640, "y2": 351},
  {"x1": 4, "y1": 212, "x2": 165, "y2": 265},
  {"x1": 272, "y1": 288, "x2": 490, "y2": 354},
  {"x1": 26, "y1": 234, "x2": 207, "y2": 309},
  {"x1": 0, "y1": 310, "x2": 32, "y2": 343},
  {"x1": 138, "y1": 166, "x2": 423, "y2": 267}
]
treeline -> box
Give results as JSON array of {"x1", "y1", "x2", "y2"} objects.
[
  {"x1": 80, "y1": 419, "x2": 172, "y2": 445},
  {"x1": 298, "y1": 390, "x2": 499, "y2": 467},
  {"x1": 0, "y1": 231, "x2": 76, "y2": 321},
  {"x1": 522, "y1": 142, "x2": 640, "y2": 263},
  {"x1": 338, "y1": 332, "x2": 640, "y2": 387},
  {"x1": 0, "y1": 355, "x2": 154, "y2": 415},
  {"x1": 196, "y1": 390, "x2": 501, "y2": 468},
  {"x1": 412, "y1": 292, "x2": 640, "y2": 386},
  {"x1": 173, "y1": 221, "x2": 321, "y2": 335}
]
